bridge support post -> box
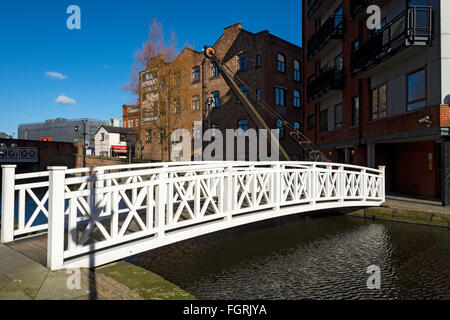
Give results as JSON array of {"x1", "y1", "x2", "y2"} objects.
[
  {"x1": 339, "y1": 166, "x2": 345, "y2": 202},
  {"x1": 47, "y1": 166, "x2": 67, "y2": 271},
  {"x1": 309, "y1": 164, "x2": 317, "y2": 205},
  {"x1": 272, "y1": 163, "x2": 281, "y2": 210},
  {"x1": 378, "y1": 166, "x2": 386, "y2": 203},
  {"x1": 1, "y1": 165, "x2": 16, "y2": 243},
  {"x1": 155, "y1": 170, "x2": 168, "y2": 237},
  {"x1": 223, "y1": 165, "x2": 233, "y2": 219}
]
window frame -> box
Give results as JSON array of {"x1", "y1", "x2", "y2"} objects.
[
  {"x1": 334, "y1": 103, "x2": 343, "y2": 130},
  {"x1": 192, "y1": 66, "x2": 200, "y2": 83},
  {"x1": 319, "y1": 109, "x2": 328, "y2": 133},
  {"x1": 192, "y1": 95, "x2": 200, "y2": 111},
  {"x1": 277, "y1": 53, "x2": 286, "y2": 73},
  {"x1": 238, "y1": 53, "x2": 248, "y2": 71},
  {"x1": 371, "y1": 83, "x2": 387, "y2": 120},
  {"x1": 212, "y1": 91, "x2": 221, "y2": 108},
  {"x1": 275, "y1": 87, "x2": 286, "y2": 107},
  {"x1": 294, "y1": 60, "x2": 301, "y2": 82},
  {"x1": 351, "y1": 96, "x2": 360, "y2": 127},
  {"x1": 293, "y1": 89, "x2": 301, "y2": 108},
  {"x1": 406, "y1": 67, "x2": 426, "y2": 112}
]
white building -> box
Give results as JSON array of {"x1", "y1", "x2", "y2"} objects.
[{"x1": 94, "y1": 126, "x2": 136, "y2": 157}]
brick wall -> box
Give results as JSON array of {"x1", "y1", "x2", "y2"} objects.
[
  {"x1": 441, "y1": 105, "x2": 450, "y2": 127},
  {"x1": 139, "y1": 23, "x2": 303, "y2": 161}
]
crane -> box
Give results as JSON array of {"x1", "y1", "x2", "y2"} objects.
[{"x1": 203, "y1": 46, "x2": 329, "y2": 162}]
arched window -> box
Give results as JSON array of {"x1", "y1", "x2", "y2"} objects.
[
  {"x1": 294, "y1": 60, "x2": 301, "y2": 82},
  {"x1": 278, "y1": 54, "x2": 286, "y2": 73}
]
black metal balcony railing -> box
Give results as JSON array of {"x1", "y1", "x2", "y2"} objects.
[
  {"x1": 307, "y1": 15, "x2": 344, "y2": 60},
  {"x1": 307, "y1": 66, "x2": 344, "y2": 102},
  {"x1": 351, "y1": 6, "x2": 433, "y2": 77}
]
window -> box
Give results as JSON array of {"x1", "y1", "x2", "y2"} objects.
[
  {"x1": 294, "y1": 60, "x2": 301, "y2": 82},
  {"x1": 129, "y1": 119, "x2": 134, "y2": 128},
  {"x1": 371, "y1": 84, "x2": 387, "y2": 120},
  {"x1": 212, "y1": 91, "x2": 220, "y2": 107},
  {"x1": 237, "y1": 120, "x2": 248, "y2": 134},
  {"x1": 238, "y1": 53, "x2": 248, "y2": 71},
  {"x1": 352, "y1": 96, "x2": 359, "y2": 127},
  {"x1": 319, "y1": 109, "x2": 328, "y2": 133},
  {"x1": 238, "y1": 86, "x2": 247, "y2": 104},
  {"x1": 192, "y1": 96, "x2": 200, "y2": 110},
  {"x1": 120, "y1": 134, "x2": 127, "y2": 142},
  {"x1": 307, "y1": 115, "x2": 315, "y2": 130},
  {"x1": 294, "y1": 122, "x2": 301, "y2": 130},
  {"x1": 160, "y1": 77, "x2": 166, "y2": 90},
  {"x1": 211, "y1": 63, "x2": 220, "y2": 77},
  {"x1": 275, "y1": 87, "x2": 286, "y2": 106},
  {"x1": 145, "y1": 130, "x2": 152, "y2": 143},
  {"x1": 334, "y1": 53, "x2": 343, "y2": 70},
  {"x1": 256, "y1": 55, "x2": 262, "y2": 67},
  {"x1": 192, "y1": 66, "x2": 200, "y2": 83},
  {"x1": 100, "y1": 133, "x2": 105, "y2": 141},
  {"x1": 174, "y1": 99, "x2": 181, "y2": 114},
  {"x1": 277, "y1": 120, "x2": 285, "y2": 139},
  {"x1": 174, "y1": 72, "x2": 181, "y2": 86},
  {"x1": 277, "y1": 54, "x2": 286, "y2": 73},
  {"x1": 407, "y1": 68, "x2": 426, "y2": 111},
  {"x1": 136, "y1": 119, "x2": 139, "y2": 127},
  {"x1": 160, "y1": 102, "x2": 167, "y2": 116},
  {"x1": 334, "y1": 103, "x2": 343, "y2": 129},
  {"x1": 294, "y1": 90, "x2": 301, "y2": 108},
  {"x1": 256, "y1": 89, "x2": 261, "y2": 100},
  {"x1": 352, "y1": 40, "x2": 360, "y2": 50}
]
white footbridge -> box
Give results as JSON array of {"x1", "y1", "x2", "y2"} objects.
[{"x1": 1, "y1": 161, "x2": 385, "y2": 270}]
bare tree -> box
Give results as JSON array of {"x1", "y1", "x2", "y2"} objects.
[{"x1": 124, "y1": 18, "x2": 196, "y2": 161}]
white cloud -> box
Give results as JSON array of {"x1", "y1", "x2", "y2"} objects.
[
  {"x1": 45, "y1": 71, "x2": 67, "y2": 80},
  {"x1": 55, "y1": 95, "x2": 76, "y2": 105}
]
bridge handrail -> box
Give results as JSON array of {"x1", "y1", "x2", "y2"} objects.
[{"x1": 1, "y1": 161, "x2": 386, "y2": 270}]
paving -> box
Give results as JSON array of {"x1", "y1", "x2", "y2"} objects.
[{"x1": 0, "y1": 243, "x2": 194, "y2": 300}]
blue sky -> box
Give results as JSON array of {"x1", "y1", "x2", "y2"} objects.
[{"x1": 0, "y1": 0, "x2": 302, "y2": 137}]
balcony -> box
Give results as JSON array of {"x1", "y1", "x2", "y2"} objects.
[
  {"x1": 351, "y1": 6, "x2": 433, "y2": 78},
  {"x1": 307, "y1": 15, "x2": 344, "y2": 61},
  {"x1": 307, "y1": 66, "x2": 344, "y2": 103},
  {"x1": 350, "y1": 0, "x2": 387, "y2": 19},
  {"x1": 307, "y1": 0, "x2": 334, "y2": 20}
]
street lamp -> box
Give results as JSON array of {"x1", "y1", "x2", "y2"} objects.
[{"x1": 74, "y1": 119, "x2": 88, "y2": 168}]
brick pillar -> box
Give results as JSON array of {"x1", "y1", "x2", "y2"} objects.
[{"x1": 442, "y1": 137, "x2": 450, "y2": 206}]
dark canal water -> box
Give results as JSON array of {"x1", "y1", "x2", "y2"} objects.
[{"x1": 129, "y1": 214, "x2": 450, "y2": 300}]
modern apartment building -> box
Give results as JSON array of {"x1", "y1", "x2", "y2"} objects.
[
  {"x1": 303, "y1": 0, "x2": 450, "y2": 204},
  {"x1": 138, "y1": 23, "x2": 303, "y2": 161}
]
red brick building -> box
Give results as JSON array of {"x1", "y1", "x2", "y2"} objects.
[
  {"x1": 122, "y1": 105, "x2": 140, "y2": 129},
  {"x1": 303, "y1": 0, "x2": 450, "y2": 204},
  {"x1": 139, "y1": 23, "x2": 303, "y2": 161}
]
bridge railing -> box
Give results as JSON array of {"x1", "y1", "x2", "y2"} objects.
[{"x1": 1, "y1": 162, "x2": 385, "y2": 270}]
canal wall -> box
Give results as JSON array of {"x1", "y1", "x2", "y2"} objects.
[{"x1": 340, "y1": 205, "x2": 450, "y2": 228}]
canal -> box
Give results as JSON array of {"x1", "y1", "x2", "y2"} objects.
[{"x1": 129, "y1": 213, "x2": 450, "y2": 300}]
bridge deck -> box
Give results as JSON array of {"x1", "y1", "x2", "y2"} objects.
[{"x1": 7, "y1": 234, "x2": 48, "y2": 267}]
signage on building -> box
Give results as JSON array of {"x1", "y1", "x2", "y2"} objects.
[
  {"x1": 112, "y1": 145, "x2": 128, "y2": 154},
  {"x1": 441, "y1": 127, "x2": 450, "y2": 136}
]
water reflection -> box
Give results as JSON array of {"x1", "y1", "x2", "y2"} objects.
[{"x1": 129, "y1": 214, "x2": 450, "y2": 300}]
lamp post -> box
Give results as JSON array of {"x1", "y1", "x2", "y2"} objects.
[{"x1": 74, "y1": 119, "x2": 87, "y2": 168}]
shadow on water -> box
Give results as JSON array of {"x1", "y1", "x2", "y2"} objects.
[{"x1": 128, "y1": 212, "x2": 450, "y2": 300}]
